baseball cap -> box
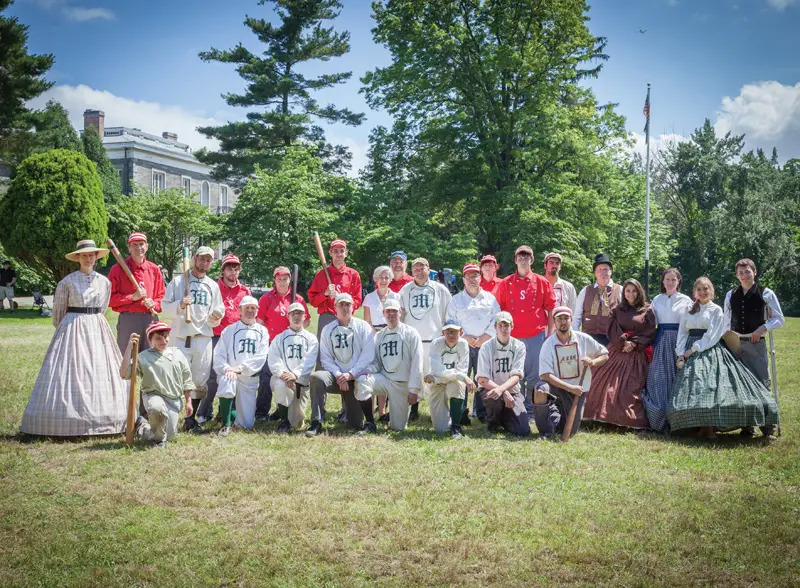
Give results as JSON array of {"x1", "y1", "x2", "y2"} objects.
[
  {"x1": 221, "y1": 254, "x2": 241, "y2": 268},
  {"x1": 494, "y1": 311, "x2": 514, "y2": 325},
  {"x1": 330, "y1": 239, "x2": 347, "y2": 250},
  {"x1": 462, "y1": 263, "x2": 480, "y2": 275},
  {"x1": 127, "y1": 232, "x2": 147, "y2": 243},
  {"x1": 273, "y1": 266, "x2": 291, "y2": 277},
  {"x1": 195, "y1": 246, "x2": 215, "y2": 258},
  {"x1": 543, "y1": 252, "x2": 562, "y2": 264},
  {"x1": 239, "y1": 295, "x2": 258, "y2": 307},
  {"x1": 288, "y1": 302, "x2": 305, "y2": 313},
  {"x1": 335, "y1": 292, "x2": 354, "y2": 305},
  {"x1": 442, "y1": 319, "x2": 462, "y2": 331},
  {"x1": 514, "y1": 245, "x2": 533, "y2": 257},
  {"x1": 390, "y1": 250, "x2": 407, "y2": 261},
  {"x1": 383, "y1": 298, "x2": 401, "y2": 311},
  {"x1": 480, "y1": 254, "x2": 497, "y2": 266},
  {"x1": 146, "y1": 321, "x2": 171, "y2": 339},
  {"x1": 411, "y1": 257, "x2": 429, "y2": 267},
  {"x1": 552, "y1": 305, "x2": 573, "y2": 319}
]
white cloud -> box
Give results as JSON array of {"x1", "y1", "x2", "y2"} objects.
[
  {"x1": 714, "y1": 80, "x2": 800, "y2": 159},
  {"x1": 766, "y1": 0, "x2": 797, "y2": 9},
  {"x1": 28, "y1": 84, "x2": 221, "y2": 152},
  {"x1": 63, "y1": 7, "x2": 114, "y2": 21},
  {"x1": 629, "y1": 131, "x2": 687, "y2": 162}
]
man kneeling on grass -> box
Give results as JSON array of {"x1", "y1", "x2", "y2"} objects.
[
  {"x1": 425, "y1": 319, "x2": 475, "y2": 439},
  {"x1": 268, "y1": 302, "x2": 319, "y2": 434},
  {"x1": 476, "y1": 312, "x2": 530, "y2": 436},
  {"x1": 121, "y1": 322, "x2": 194, "y2": 448},
  {"x1": 213, "y1": 296, "x2": 270, "y2": 436}
]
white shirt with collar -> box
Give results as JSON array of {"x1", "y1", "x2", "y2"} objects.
[
  {"x1": 723, "y1": 286, "x2": 784, "y2": 332},
  {"x1": 651, "y1": 292, "x2": 693, "y2": 325},
  {"x1": 446, "y1": 288, "x2": 500, "y2": 338}
]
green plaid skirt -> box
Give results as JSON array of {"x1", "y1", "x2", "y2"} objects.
[{"x1": 667, "y1": 332, "x2": 779, "y2": 431}]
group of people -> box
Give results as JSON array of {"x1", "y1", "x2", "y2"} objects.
[{"x1": 19, "y1": 233, "x2": 782, "y2": 446}]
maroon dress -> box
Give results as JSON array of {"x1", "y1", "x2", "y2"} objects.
[{"x1": 583, "y1": 305, "x2": 656, "y2": 429}]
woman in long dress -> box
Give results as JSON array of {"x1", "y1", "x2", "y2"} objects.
[
  {"x1": 667, "y1": 277, "x2": 779, "y2": 438},
  {"x1": 642, "y1": 268, "x2": 693, "y2": 432},
  {"x1": 362, "y1": 265, "x2": 400, "y2": 422},
  {"x1": 21, "y1": 240, "x2": 128, "y2": 436},
  {"x1": 583, "y1": 278, "x2": 656, "y2": 429}
]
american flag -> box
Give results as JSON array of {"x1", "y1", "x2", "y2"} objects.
[{"x1": 643, "y1": 87, "x2": 650, "y2": 134}]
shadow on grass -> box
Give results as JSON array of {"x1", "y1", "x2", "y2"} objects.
[
  {"x1": 0, "y1": 309, "x2": 51, "y2": 321},
  {"x1": 581, "y1": 420, "x2": 772, "y2": 449}
]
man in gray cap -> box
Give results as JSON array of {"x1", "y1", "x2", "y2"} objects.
[
  {"x1": 358, "y1": 298, "x2": 424, "y2": 432},
  {"x1": 476, "y1": 311, "x2": 530, "y2": 436},
  {"x1": 307, "y1": 292, "x2": 376, "y2": 436},
  {"x1": 162, "y1": 245, "x2": 225, "y2": 433}
]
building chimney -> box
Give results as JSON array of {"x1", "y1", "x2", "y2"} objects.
[
  {"x1": 162, "y1": 131, "x2": 178, "y2": 141},
  {"x1": 83, "y1": 109, "x2": 105, "y2": 136}
]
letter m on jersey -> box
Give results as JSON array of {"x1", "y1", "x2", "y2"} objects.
[
  {"x1": 381, "y1": 340, "x2": 399, "y2": 357},
  {"x1": 238, "y1": 338, "x2": 256, "y2": 354},
  {"x1": 412, "y1": 293, "x2": 429, "y2": 308},
  {"x1": 495, "y1": 357, "x2": 510, "y2": 373}
]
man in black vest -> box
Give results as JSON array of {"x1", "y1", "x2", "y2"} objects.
[{"x1": 723, "y1": 258, "x2": 784, "y2": 438}]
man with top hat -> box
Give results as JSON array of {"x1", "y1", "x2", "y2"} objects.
[
  {"x1": 477, "y1": 311, "x2": 530, "y2": 436},
  {"x1": 425, "y1": 318, "x2": 475, "y2": 438},
  {"x1": 196, "y1": 254, "x2": 251, "y2": 424},
  {"x1": 723, "y1": 257, "x2": 784, "y2": 438},
  {"x1": 255, "y1": 265, "x2": 311, "y2": 421},
  {"x1": 534, "y1": 306, "x2": 609, "y2": 440},
  {"x1": 161, "y1": 245, "x2": 225, "y2": 433},
  {"x1": 492, "y1": 245, "x2": 556, "y2": 417},
  {"x1": 121, "y1": 322, "x2": 194, "y2": 447},
  {"x1": 399, "y1": 257, "x2": 453, "y2": 421},
  {"x1": 306, "y1": 292, "x2": 375, "y2": 436},
  {"x1": 572, "y1": 253, "x2": 621, "y2": 346},
  {"x1": 108, "y1": 232, "x2": 165, "y2": 353},
  {"x1": 307, "y1": 238, "x2": 363, "y2": 339},
  {"x1": 213, "y1": 296, "x2": 269, "y2": 436},
  {"x1": 389, "y1": 250, "x2": 413, "y2": 293},
  {"x1": 268, "y1": 302, "x2": 319, "y2": 434},
  {"x1": 479, "y1": 255, "x2": 502, "y2": 293},
  {"x1": 358, "y1": 298, "x2": 424, "y2": 432},
  {"x1": 446, "y1": 262, "x2": 500, "y2": 423},
  {"x1": 0, "y1": 259, "x2": 17, "y2": 312},
  {"x1": 543, "y1": 252, "x2": 577, "y2": 313}
]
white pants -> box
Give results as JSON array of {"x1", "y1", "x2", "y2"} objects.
[
  {"x1": 217, "y1": 374, "x2": 259, "y2": 429},
  {"x1": 174, "y1": 336, "x2": 212, "y2": 400},
  {"x1": 140, "y1": 393, "x2": 180, "y2": 442},
  {"x1": 428, "y1": 381, "x2": 466, "y2": 434},
  {"x1": 358, "y1": 373, "x2": 413, "y2": 431},
  {"x1": 271, "y1": 376, "x2": 310, "y2": 429}
]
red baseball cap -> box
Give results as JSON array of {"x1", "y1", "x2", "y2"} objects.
[
  {"x1": 480, "y1": 255, "x2": 497, "y2": 266},
  {"x1": 146, "y1": 321, "x2": 171, "y2": 339},
  {"x1": 221, "y1": 254, "x2": 241, "y2": 268},
  {"x1": 329, "y1": 239, "x2": 347, "y2": 250},
  {"x1": 273, "y1": 266, "x2": 291, "y2": 277},
  {"x1": 462, "y1": 263, "x2": 480, "y2": 275},
  {"x1": 128, "y1": 232, "x2": 147, "y2": 243},
  {"x1": 514, "y1": 245, "x2": 533, "y2": 257}
]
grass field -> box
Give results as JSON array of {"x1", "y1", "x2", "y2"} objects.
[{"x1": 1, "y1": 306, "x2": 798, "y2": 586}]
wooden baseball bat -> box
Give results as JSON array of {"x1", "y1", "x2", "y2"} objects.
[
  {"x1": 561, "y1": 364, "x2": 590, "y2": 443},
  {"x1": 291, "y1": 263, "x2": 299, "y2": 302},
  {"x1": 125, "y1": 337, "x2": 140, "y2": 446},
  {"x1": 313, "y1": 232, "x2": 332, "y2": 285},
  {"x1": 182, "y1": 247, "x2": 192, "y2": 324},
  {"x1": 106, "y1": 239, "x2": 158, "y2": 318}
]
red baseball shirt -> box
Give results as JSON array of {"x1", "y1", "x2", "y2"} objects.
[
  {"x1": 493, "y1": 271, "x2": 556, "y2": 338},
  {"x1": 388, "y1": 274, "x2": 413, "y2": 293},
  {"x1": 307, "y1": 264, "x2": 363, "y2": 315},
  {"x1": 108, "y1": 258, "x2": 165, "y2": 314},
  {"x1": 257, "y1": 289, "x2": 311, "y2": 341},
  {"x1": 480, "y1": 276, "x2": 502, "y2": 293},
  {"x1": 213, "y1": 279, "x2": 252, "y2": 336}
]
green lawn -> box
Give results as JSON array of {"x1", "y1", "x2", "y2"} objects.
[{"x1": 1, "y1": 307, "x2": 798, "y2": 586}]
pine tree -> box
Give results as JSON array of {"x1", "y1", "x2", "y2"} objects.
[{"x1": 196, "y1": 0, "x2": 364, "y2": 184}]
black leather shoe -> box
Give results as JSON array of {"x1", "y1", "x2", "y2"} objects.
[
  {"x1": 305, "y1": 420, "x2": 323, "y2": 437},
  {"x1": 277, "y1": 420, "x2": 291, "y2": 434},
  {"x1": 450, "y1": 425, "x2": 463, "y2": 440},
  {"x1": 358, "y1": 421, "x2": 378, "y2": 435}
]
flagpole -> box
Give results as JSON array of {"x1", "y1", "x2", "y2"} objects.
[{"x1": 644, "y1": 83, "x2": 651, "y2": 295}]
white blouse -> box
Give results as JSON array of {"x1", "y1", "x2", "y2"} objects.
[
  {"x1": 362, "y1": 289, "x2": 400, "y2": 328},
  {"x1": 675, "y1": 301, "x2": 725, "y2": 355},
  {"x1": 52, "y1": 271, "x2": 111, "y2": 327},
  {"x1": 651, "y1": 292, "x2": 693, "y2": 325}
]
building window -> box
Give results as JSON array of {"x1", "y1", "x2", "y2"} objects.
[
  {"x1": 182, "y1": 177, "x2": 191, "y2": 198},
  {"x1": 220, "y1": 185, "x2": 228, "y2": 207},
  {"x1": 201, "y1": 181, "x2": 210, "y2": 206},
  {"x1": 152, "y1": 170, "x2": 166, "y2": 194}
]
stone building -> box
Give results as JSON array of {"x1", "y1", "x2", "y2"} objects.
[{"x1": 82, "y1": 109, "x2": 236, "y2": 214}]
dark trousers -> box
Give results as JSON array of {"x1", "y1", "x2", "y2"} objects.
[
  {"x1": 480, "y1": 388, "x2": 530, "y2": 436},
  {"x1": 255, "y1": 363, "x2": 273, "y2": 419},
  {"x1": 197, "y1": 336, "x2": 221, "y2": 421},
  {"x1": 116, "y1": 312, "x2": 155, "y2": 417},
  {"x1": 309, "y1": 372, "x2": 364, "y2": 429},
  {"x1": 468, "y1": 346, "x2": 487, "y2": 419},
  {"x1": 533, "y1": 381, "x2": 584, "y2": 438}
]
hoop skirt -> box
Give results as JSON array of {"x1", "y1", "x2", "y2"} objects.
[{"x1": 21, "y1": 271, "x2": 127, "y2": 436}]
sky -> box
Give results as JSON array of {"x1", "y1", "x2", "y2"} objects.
[{"x1": 9, "y1": 0, "x2": 800, "y2": 174}]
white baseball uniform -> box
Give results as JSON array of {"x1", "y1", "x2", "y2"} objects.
[
  {"x1": 268, "y1": 326, "x2": 318, "y2": 429},
  {"x1": 427, "y1": 336, "x2": 471, "y2": 433},
  {"x1": 358, "y1": 322, "x2": 424, "y2": 431},
  {"x1": 162, "y1": 272, "x2": 224, "y2": 399},
  {"x1": 213, "y1": 320, "x2": 269, "y2": 429}
]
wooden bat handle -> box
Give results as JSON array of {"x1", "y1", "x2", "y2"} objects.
[
  {"x1": 561, "y1": 363, "x2": 591, "y2": 443},
  {"x1": 106, "y1": 239, "x2": 158, "y2": 318},
  {"x1": 125, "y1": 338, "x2": 139, "y2": 446},
  {"x1": 313, "y1": 232, "x2": 332, "y2": 285}
]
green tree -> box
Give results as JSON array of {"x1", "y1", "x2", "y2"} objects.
[
  {"x1": 196, "y1": 0, "x2": 364, "y2": 183},
  {"x1": 82, "y1": 124, "x2": 120, "y2": 203},
  {"x1": 115, "y1": 187, "x2": 222, "y2": 275},
  {"x1": 225, "y1": 147, "x2": 346, "y2": 286},
  {"x1": 0, "y1": 149, "x2": 108, "y2": 281},
  {"x1": 1, "y1": 100, "x2": 82, "y2": 171},
  {"x1": 0, "y1": 0, "x2": 53, "y2": 136}
]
